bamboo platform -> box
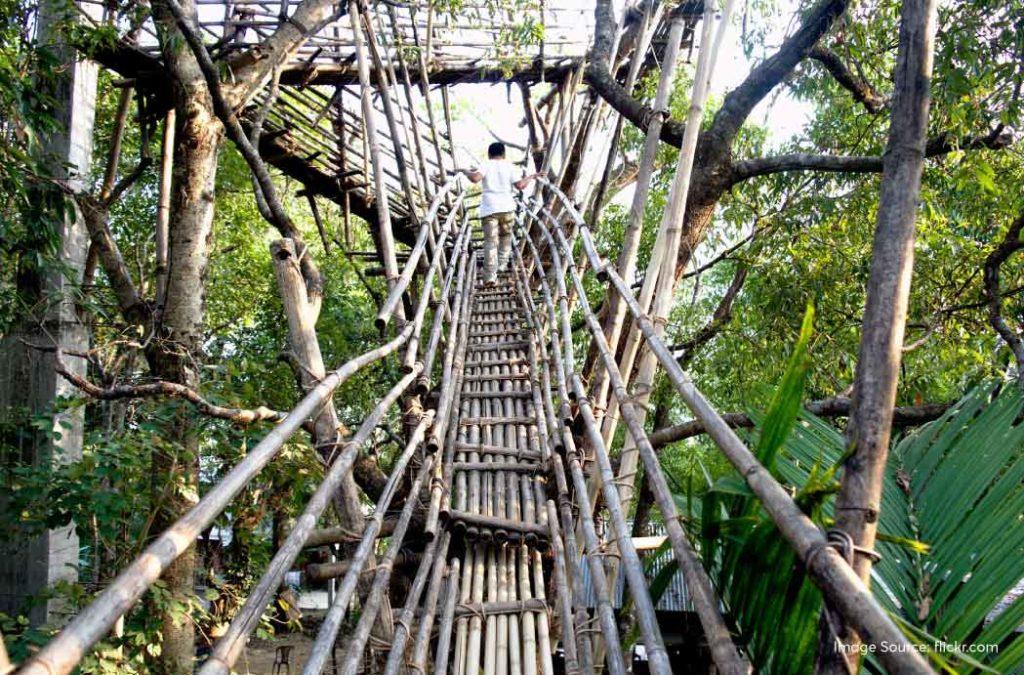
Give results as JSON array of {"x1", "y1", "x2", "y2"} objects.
[{"x1": 440, "y1": 264, "x2": 556, "y2": 675}]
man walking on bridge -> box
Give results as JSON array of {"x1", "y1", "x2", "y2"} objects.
[{"x1": 460, "y1": 142, "x2": 544, "y2": 285}]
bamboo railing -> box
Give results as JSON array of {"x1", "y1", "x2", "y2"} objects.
[{"x1": 515, "y1": 182, "x2": 934, "y2": 674}]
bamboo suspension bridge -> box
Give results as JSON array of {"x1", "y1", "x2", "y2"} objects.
[{"x1": 5, "y1": 0, "x2": 948, "y2": 672}]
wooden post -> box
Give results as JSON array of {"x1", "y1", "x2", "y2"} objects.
[
  {"x1": 155, "y1": 108, "x2": 174, "y2": 312},
  {"x1": 349, "y1": 0, "x2": 404, "y2": 314},
  {"x1": 820, "y1": 0, "x2": 938, "y2": 670}
]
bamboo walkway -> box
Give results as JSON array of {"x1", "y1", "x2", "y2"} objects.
[{"x1": 440, "y1": 267, "x2": 556, "y2": 675}]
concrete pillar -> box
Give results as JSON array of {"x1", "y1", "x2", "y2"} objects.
[{"x1": 0, "y1": 0, "x2": 97, "y2": 626}]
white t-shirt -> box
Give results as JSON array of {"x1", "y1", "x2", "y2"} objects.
[{"x1": 477, "y1": 160, "x2": 521, "y2": 217}]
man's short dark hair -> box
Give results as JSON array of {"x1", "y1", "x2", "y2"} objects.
[{"x1": 487, "y1": 142, "x2": 506, "y2": 158}]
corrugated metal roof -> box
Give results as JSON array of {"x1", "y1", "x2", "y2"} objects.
[{"x1": 579, "y1": 542, "x2": 693, "y2": 613}]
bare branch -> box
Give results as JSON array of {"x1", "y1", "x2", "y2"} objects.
[
  {"x1": 52, "y1": 350, "x2": 287, "y2": 425},
  {"x1": 983, "y1": 211, "x2": 1024, "y2": 381},
  {"x1": 808, "y1": 45, "x2": 886, "y2": 113},
  {"x1": 730, "y1": 128, "x2": 1014, "y2": 182},
  {"x1": 649, "y1": 397, "x2": 952, "y2": 448}
]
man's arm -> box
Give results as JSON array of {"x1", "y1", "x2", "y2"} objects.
[
  {"x1": 455, "y1": 167, "x2": 484, "y2": 183},
  {"x1": 514, "y1": 171, "x2": 546, "y2": 190}
]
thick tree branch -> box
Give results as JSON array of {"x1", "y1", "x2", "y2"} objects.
[
  {"x1": 708, "y1": 0, "x2": 851, "y2": 146},
  {"x1": 162, "y1": 0, "x2": 324, "y2": 297},
  {"x1": 74, "y1": 194, "x2": 152, "y2": 326},
  {"x1": 808, "y1": 45, "x2": 886, "y2": 113},
  {"x1": 983, "y1": 211, "x2": 1024, "y2": 381},
  {"x1": 730, "y1": 128, "x2": 1014, "y2": 182},
  {"x1": 224, "y1": 0, "x2": 345, "y2": 105},
  {"x1": 648, "y1": 397, "x2": 952, "y2": 448},
  {"x1": 52, "y1": 351, "x2": 287, "y2": 425},
  {"x1": 586, "y1": 0, "x2": 688, "y2": 146}
]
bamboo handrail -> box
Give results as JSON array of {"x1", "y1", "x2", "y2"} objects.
[{"x1": 524, "y1": 179, "x2": 933, "y2": 675}]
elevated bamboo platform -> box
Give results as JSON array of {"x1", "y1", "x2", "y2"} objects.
[{"x1": 439, "y1": 265, "x2": 556, "y2": 674}]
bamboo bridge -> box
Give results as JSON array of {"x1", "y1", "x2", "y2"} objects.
[{"x1": 10, "y1": 0, "x2": 939, "y2": 672}]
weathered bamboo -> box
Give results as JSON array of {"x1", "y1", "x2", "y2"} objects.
[
  {"x1": 516, "y1": 260, "x2": 594, "y2": 674},
  {"x1": 434, "y1": 557, "x2": 462, "y2": 674},
  {"x1": 585, "y1": 9, "x2": 687, "y2": 447},
  {"x1": 304, "y1": 548, "x2": 418, "y2": 582},
  {"x1": 403, "y1": 211, "x2": 465, "y2": 371},
  {"x1": 420, "y1": 212, "x2": 470, "y2": 392},
  {"x1": 19, "y1": 326, "x2": 415, "y2": 675},
  {"x1": 409, "y1": 541, "x2": 451, "y2": 672},
  {"x1": 522, "y1": 235, "x2": 633, "y2": 675},
  {"x1": 570, "y1": 227, "x2": 932, "y2": 673},
  {"x1": 425, "y1": 253, "x2": 474, "y2": 536},
  {"x1": 543, "y1": 220, "x2": 750, "y2": 673},
  {"x1": 381, "y1": 531, "x2": 450, "y2": 675},
  {"x1": 386, "y1": 3, "x2": 433, "y2": 201},
  {"x1": 610, "y1": 0, "x2": 732, "y2": 517},
  {"x1": 821, "y1": 0, "x2": 938, "y2": 669},
  {"x1": 546, "y1": 500, "x2": 581, "y2": 675},
  {"x1": 333, "y1": 453, "x2": 436, "y2": 675},
  {"x1": 446, "y1": 510, "x2": 550, "y2": 542},
  {"x1": 300, "y1": 410, "x2": 434, "y2": 673},
  {"x1": 464, "y1": 542, "x2": 487, "y2": 675},
  {"x1": 200, "y1": 367, "x2": 423, "y2": 675},
  {"x1": 348, "y1": 0, "x2": 404, "y2": 310},
  {"x1": 360, "y1": 5, "x2": 421, "y2": 220}
]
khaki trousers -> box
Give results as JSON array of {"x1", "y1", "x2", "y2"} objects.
[{"x1": 482, "y1": 211, "x2": 514, "y2": 282}]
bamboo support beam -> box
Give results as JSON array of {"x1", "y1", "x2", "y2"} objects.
[
  {"x1": 538, "y1": 178, "x2": 933, "y2": 674},
  {"x1": 19, "y1": 326, "x2": 416, "y2": 675},
  {"x1": 200, "y1": 367, "x2": 424, "y2": 675}
]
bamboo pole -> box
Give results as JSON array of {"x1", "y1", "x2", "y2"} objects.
[
  {"x1": 360, "y1": 4, "x2": 421, "y2": 220},
  {"x1": 610, "y1": 0, "x2": 733, "y2": 519},
  {"x1": 349, "y1": 0, "x2": 404, "y2": 314},
  {"x1": 300, "y1": 411, "x2": 433, "y2": 673},
  {"x1": 430, "y1": 555, "x2": 460, "y2": 673},
  {"x1": 386, "y1": 3, "x2": 433, "y2": 202},
  {"x1": 520, "y1": 229, "x2": 655, "y2": 671},
  {"x1": 333, "y1": 454, "x2": 436, "y2": 675},
  {"x1": 19, "y1": 326, "x2": 416, "y2": 675},
  {"x1": 380, "y1": 531, "x2": 450, "y2": 675},
  {"x1": 546, "y1": 500, "x2": 580, "y2": 675},
  {"x1": 541, "y1": 217, "x2": 750, "y2": 674},
  {"x1": 200, "y1": 367, "x2": 423, "y2": 675},
  {"x1": 558, "y1": 199, "x2": 933, "y2": 673},
  {"x1": 408, "y1": 541, "x2": 451, "y2": 672},
  {"x1": 586, "y1": 9, "x2": 687, "y2": 448}
]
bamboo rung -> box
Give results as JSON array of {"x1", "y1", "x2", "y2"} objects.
[
  {"x1": 458, "y1": 390, "x2": 533, "y2": 399},
  {"x1": 465, "y1": 340, "x2": 531, "y2": 352},
  {"x1": 463, "y1": 357, "x2": 528, "y2": 368},
  {"x1": 458, "y1": 416, "x2": 535, "y2": 426},
  {"x1": 468, "y1": 328, "x2": 528, "y2": 338},
  {"x1": 460, "y1": 372, "x2": 531, "y2": 381},
  {"x1": 453, "y1": 442, "x2": 542, "y2": 460},
  {"x1": 452, "y1": 461, "x2": 546, "y2": 474},
  {"x1": 445, "y1": 511, "x2": 550, "y2": 543},
  {"x1": 453, "y1": 600, "x2": 550, "y2": 618}
]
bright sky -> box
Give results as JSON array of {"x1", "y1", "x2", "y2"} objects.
[{"x1": 447, "y1": 0, "x2": 812, "y2": 171}]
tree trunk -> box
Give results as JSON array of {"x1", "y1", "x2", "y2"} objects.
[
  {"x1": 817, "y1": 0, "x2": 938, "y2": 670},
  {"x1": 147, "y1": 1, "x2": 225, "y2": 668}
]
